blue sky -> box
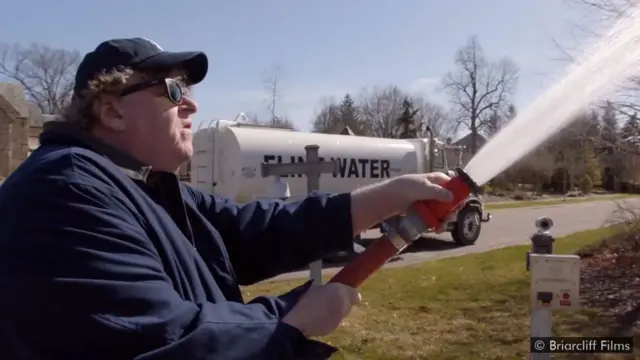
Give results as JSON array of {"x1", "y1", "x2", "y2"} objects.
[{"x1": 1, "y1": 0, "x2": 590, "y2": 135}]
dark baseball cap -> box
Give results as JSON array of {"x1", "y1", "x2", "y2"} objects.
[{"x1": 73, "y1": 37, "x2": 208, "y2": 98}]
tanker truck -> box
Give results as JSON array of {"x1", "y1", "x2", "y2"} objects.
[{"x1": 189, "y1": 114, "x2": 491, "y2": 246}]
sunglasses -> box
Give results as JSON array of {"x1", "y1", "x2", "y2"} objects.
[{"x1": 119, "y1": 78, "x2": 187, "y2": 104}]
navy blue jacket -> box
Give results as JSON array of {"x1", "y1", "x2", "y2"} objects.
[{"x1": 0, "y1": 122, "x2": 355, "y2": 360}]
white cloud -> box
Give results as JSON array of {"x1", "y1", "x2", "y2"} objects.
[{"x1": 408, "y1": 77, "x2": 440, "y2": 94}]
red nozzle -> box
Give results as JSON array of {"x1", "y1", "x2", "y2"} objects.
[
  {"x1": 328, "y1": 168, "x2": 479, "y2": 288},
  {"x1": 411, "y1": 167, "x2": 479, "y2": 231}
]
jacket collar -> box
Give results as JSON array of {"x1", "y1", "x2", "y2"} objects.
[{"x1": 39, "y1": 121, "x2": 152, "y2": 182}]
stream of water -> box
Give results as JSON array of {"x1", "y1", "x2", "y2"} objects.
[{"x1": 465, "y1": 4, "x2": 640, "y2": 186}]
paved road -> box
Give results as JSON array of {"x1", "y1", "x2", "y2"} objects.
[{"x1": 269, "y1": 197, "x2": 640, "y2": 282}]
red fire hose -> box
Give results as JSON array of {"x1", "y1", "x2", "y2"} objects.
[{"x1": 328, "y1": 168, "x2": 480, "y2": 288}]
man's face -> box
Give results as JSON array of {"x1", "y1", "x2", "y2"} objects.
[{"x1": 109, "y1": 70, "x2": 197, "y2": 172}]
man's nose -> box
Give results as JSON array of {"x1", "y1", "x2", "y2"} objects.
[{"x1": 180, "y1": 95, "x2": 198, "y2": 113}]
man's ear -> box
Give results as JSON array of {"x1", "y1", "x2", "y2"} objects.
[{"x1": 94, "y1": 94, "x2": 126, "y2": 132}]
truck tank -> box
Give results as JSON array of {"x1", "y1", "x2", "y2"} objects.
[{"x1": 191, "y1": 120, "x2": 429, "y2": 202}]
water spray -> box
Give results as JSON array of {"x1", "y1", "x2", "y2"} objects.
[{"x1": 330, "y1": 3, "x2": 640, "y2": 288}]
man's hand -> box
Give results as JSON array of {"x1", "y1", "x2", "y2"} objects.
[
  {"x1": 389, "y1": 171, "x2": 455, "y2": 210},
  {"x1": 282, "y1": 283, "x2": 361, "y2": 337},
  {"x1": 350, "y1": 171, "x2": 456, "y2": 234}
]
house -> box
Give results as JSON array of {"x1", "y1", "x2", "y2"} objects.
[
  {"x1": 27, "y1": 109, "x2": 58, "y2": 156},
  {"x1": 445, "y1": 132, "x2": 488, "y2": 167},
  {"x1": 0, "y1": 82, "x2": 32, "y2": 178},
  {"x1": 0, "y1": 82, "x2": 64, "y2": 178}
]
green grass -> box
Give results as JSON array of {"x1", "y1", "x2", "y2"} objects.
[
  {"x1": 242, "y1": 226, "x2": 639, "y2": 359},
  {"x1": 485, "y1": 194, "x2": 639, "y2": 210}
]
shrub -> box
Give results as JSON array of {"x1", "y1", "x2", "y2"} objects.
[{"x1": 580, "y1": 175, "x2": 594, "y2": 194}]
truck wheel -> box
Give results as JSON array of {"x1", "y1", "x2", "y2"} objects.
[{"x1": 451, "y1": 205, "x2": 482, "y2": 246}]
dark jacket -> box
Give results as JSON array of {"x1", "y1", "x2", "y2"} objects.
[{"x1": 0, "y1": 122, "x2": 355, "y2": 360}]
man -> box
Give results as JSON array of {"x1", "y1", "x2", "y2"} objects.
[{"x1": 0, "y1": 38, "x2": 454, "y2": 360}]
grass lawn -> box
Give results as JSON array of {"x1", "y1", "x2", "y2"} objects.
[
  {"x1": 241, "y1": 226, "x2": 639, "y2": 359},
  {"x1": 485, "y1": 194, "x2": 639, "y2": 210}
]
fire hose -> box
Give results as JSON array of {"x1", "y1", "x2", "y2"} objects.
[{"x1": 328, "y1": 167, "x2": 480, "y2": 288}]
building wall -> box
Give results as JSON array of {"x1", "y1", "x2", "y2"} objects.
[
  {"x1": 0, "y1": 83, "x2": 32, "y2": 179},
  {"x1": 0, "y1": 82, "x2": 57, "y2": 179}
]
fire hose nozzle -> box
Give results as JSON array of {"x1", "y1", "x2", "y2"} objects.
[
  {"x1": 410, "y1": 167, "x2": 480, "y2": 231},
  {"x1": 328, "y1": 167, "x2": 480, "y2": 288}
]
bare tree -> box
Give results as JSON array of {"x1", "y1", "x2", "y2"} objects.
[
  {"x1": 412, "y1": 97, "x2": 454, "y2": 139},
  {"x1": 312, "y1": 86, "x2": 453, "y2": 139},
  {"x1": 311, "y1": 96, "x2": 342, "y2": 133},
  {"x1": 241, "y1": 111, "x2": 262, "y2": 124},
  {"x1": 262, "y1": 62, "x2": 285, "y2": 125},
  {"x1": 270, "y1": 116, "x2": 296, "y2": 130},
  {"x1": 441, "y1": 36, "x2": 519, "y2": 154},
  {"x1": 554, "y1": 1, "x2": 640, "y2": 118},
  {"x1": 0, "y1": 43, "x2": 80, "y2": 114},
  {"x1": 240, "y1": 110, "x2": 296, "y2": 130},
  {"x1": 358, "y1": 85, "x2": 407, "y2": 138}
]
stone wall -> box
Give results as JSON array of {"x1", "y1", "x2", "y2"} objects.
[{"x1": 0, "y1": 82, "x2": 51, "y2": 179}]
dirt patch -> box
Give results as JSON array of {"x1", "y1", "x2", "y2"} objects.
[{"x1": 576, "y1": 229, "x2": 640, "y2": 335}]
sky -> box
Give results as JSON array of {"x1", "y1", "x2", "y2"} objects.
[{"x1": 1, "y1": 0, "x2": 595, "y2": 137}]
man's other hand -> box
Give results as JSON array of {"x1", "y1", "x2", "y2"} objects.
[{"x1": 282, "y1": 283, "x2": 361, "y2": 337}]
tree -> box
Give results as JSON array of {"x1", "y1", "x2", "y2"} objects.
[
  {"x1": 619, "y1": 112, "x2": 640, "y2": 147},
  {"x1": 441, "y1": 36, "x2": 519, "y2": 154},
  {"x1": 240, "y1": 111, "x2": 296, "y2": 130},
  {"x1": 411, "y1": 97, "x2": 453, "y2": 139},
  {"x1": 269, "y1": 116, "x2": 296, "y2": 129},
  {"x1": 311, "y1": 97, "x2": 342, "y2": 133},
  {"x1": 486, "y1": 109, "x2": 501, "y2": 138},
  {"x1": 311, "y1": 85, "x2": 452, "y2": 139},
  {"x1": 396, "y1": 97, "x2": 420, "y2": 138},
  {"x1": 358, "y1": 85, "x2": 406, "y2": 138},
  {"x1": 554, "y1": 1, "x2": 640, "y2": 122},
  {"x1": 358, "y1": 85, "x2": 447, "y2": 139},
  {"x1": 484, "y1": 104, "x2": 517, "y2": 138},
  {"x1": 0, "y1": 43, "x2": 80, "y2": 114},
  {"x1": 507, "y1": 148, "x2": 556, "y2": 194},
  {"x1": 600, "y1": 101, "x2": 620, "y2": 154},
  {"x1": 338, "y1": 94, "x2": 365, "y2": 134},
  {"x1": 262, "y1": 62, "x2": 285, "y2": 125}
]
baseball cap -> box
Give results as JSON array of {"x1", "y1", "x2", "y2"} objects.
[{"x1": 73, "y1": 37, "x2": 208, "y2": 98}]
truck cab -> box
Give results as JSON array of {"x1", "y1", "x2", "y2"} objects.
[{"x1": 429, "y1": 138, "x2": 491, "y2": 245}]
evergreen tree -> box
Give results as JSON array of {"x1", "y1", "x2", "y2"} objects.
[
  {"x1": 485, "y1": 109, "x2": 501, "y2": 137},
  {"x1": 396, "y1": 97, "x2": 420, "y2": 139},
  {"x1": 339, "y1": 94, "x2": 360, "y2": 134},
  {"x1": 599, "y1": 101, "x2": 622, "y2": 191},
  {"x1": 507, "y1": 104, "x2": 517, "y2": 121},
  {"x1": 619, "y1": 112, "x2": 640, "y2": 147},
  {"x1": 600, "y1": 101, "x2": 619, "y2": 152},
  {"x1": 585, "y1": 109, "x2": 601, "y2": 139}
]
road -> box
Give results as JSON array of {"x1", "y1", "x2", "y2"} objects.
[{"x1": 269, "y1": 197, "x2": 640, "y2": 282}]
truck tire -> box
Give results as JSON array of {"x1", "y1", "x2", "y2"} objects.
[{"x1": 451, "y1": 205, "x2": 482, "y2": 246}]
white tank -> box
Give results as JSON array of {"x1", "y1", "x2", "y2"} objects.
[{"x1": 191, "y1": 120, "x2": 431, "y2": 203}]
